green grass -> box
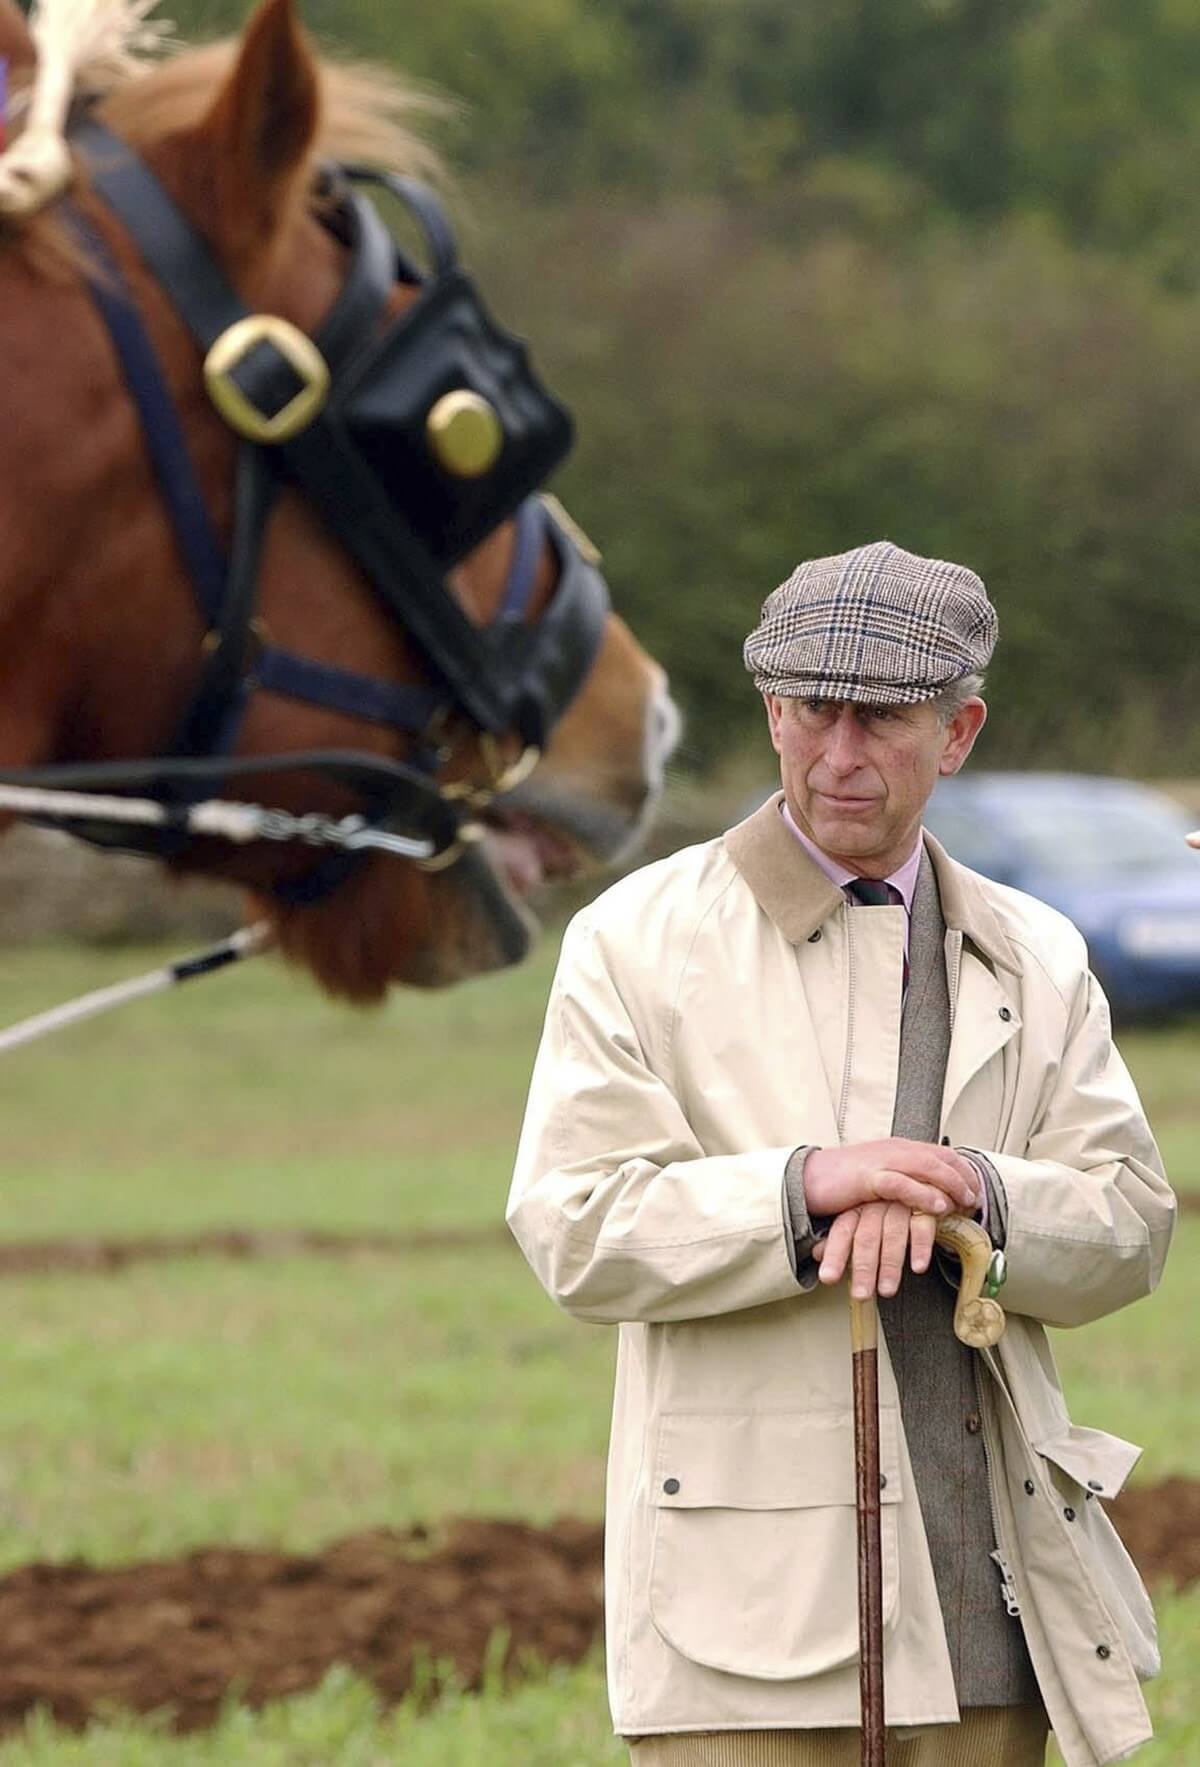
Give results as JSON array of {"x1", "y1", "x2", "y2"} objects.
[
  {"x1": 0, "y1": 1659, "x2": 628, "y2": 1766},
  {"x1": 0, "y1": 1252, "x2": 613, "y2": 1570},
  {"x1": 0, "y1": 941, "x2": 1192, "y2": 1760},
  {"x1": 0, "y1": 940, "x2": 562, "y2": 1240}
]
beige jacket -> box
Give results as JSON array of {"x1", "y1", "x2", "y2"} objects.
[{"x1": 507, "y1": 798, "x2": 1175, "y2": 1765}]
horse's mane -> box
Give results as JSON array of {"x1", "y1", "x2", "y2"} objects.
[
  {"x1": 101, "y1": 41, "x2": 445, "y2": 185},
  {"x1": 1, "y1": 14, "x2": 444, "y2": 274}
]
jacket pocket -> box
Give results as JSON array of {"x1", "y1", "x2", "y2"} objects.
[
  {"x1": 1032, "y1": 1423, "x2": 1159, "y2": 1681},
  {"x1": 647, "y1": 1408, "x2": 901, "y2": 1680}
]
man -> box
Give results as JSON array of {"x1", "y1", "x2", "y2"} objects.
[{"x1": 507, "y1": 541, "x2": 1174, "y2": 1767}]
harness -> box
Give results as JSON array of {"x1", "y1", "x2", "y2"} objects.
[{"x1": 0, "y1": 118, "x2": 611, "y2": 894}]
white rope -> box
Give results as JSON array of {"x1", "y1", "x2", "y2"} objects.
[
  {"x1": 0, "y1": 0, "x2": 170, "y2": 217},
  {"x1": 0, "y1": 921, "x2": 272, "y2": 1055},
  {"x1": 0, "y1": 783, "x2": 266, "y2": 840},
  {"x1": 0, "y1": 782, "x2": 439, "y2": 860},
  {"x1": 0, "y1": 777, "x2": 445, "y2": 1050}
]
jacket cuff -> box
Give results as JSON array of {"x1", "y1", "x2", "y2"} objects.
[
  {"x1": 782, "y1": 1146, "x2": 831, "y2": 1291},
  {"x1": 956, "y1": 1148, "x2": 1008, "y2": 1248}
]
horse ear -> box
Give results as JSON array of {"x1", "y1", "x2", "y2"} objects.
[
  {"x1": 0, "y1": 0, "x2": 36, "y2": 68},
  {"x1": 196, "y1": 0, "x2": 319, "y2": 250}
]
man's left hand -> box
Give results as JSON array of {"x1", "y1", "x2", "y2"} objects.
[{"x1": 811, "y1": 1200, "x2": 946, "y2": 1300}]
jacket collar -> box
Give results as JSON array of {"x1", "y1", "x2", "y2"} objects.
[{"x1": 723, "y1": 793, "x2": 1021, "y2": 976}]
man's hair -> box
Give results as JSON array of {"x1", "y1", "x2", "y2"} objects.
[
  {"x1": 781, "y1": 675, "x2": 986, "y2": 723},
  {"x1": 931, "y1": 674, "x2": 985, "y2": 725}
]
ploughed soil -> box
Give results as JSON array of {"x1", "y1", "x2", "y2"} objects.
[{"x1": 0, "y1": 1489, "x2": 1192, "y2": 1736}]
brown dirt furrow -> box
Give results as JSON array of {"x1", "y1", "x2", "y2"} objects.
[
  {"x1": 0, "y1": 1488, "x2": 1190, "y2": 1735},
  {"x1": 1108, "y1": 1478, "x2": 1200, "y2": 1591},
  {"x1": 0, "y1": 1225, "x2": 512, "y2": 1275},
  {"x1": 0, "y1": 1518, "x2": 604, "y2": 1733}
]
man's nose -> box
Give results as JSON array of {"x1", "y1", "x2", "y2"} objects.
[{"x1": 823, "y1": 706, "x2": 866, "y2": 774}]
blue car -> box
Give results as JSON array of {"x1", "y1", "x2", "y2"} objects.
[{"x1": 924, "y1": 773, "x2": 1200, "y2": 1020}]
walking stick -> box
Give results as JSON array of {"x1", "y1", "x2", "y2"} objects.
[{"x1": 851, "y1": 1214, "x2": 1007, "y2": 1766}]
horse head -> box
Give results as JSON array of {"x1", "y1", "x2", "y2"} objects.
[{"x1": 0, "y1": 0, "x2": 679, "y2": 998}]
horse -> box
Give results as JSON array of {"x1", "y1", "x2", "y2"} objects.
[{"x1": 0, "y1": 0, "x2": 678, "y2": 1002}]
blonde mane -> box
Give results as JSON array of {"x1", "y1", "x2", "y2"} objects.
[
  {"x1": 101, "y1": 41, "x2": 445, "y2": 187},
  {"x1": 0, "y1": 2, "x2": 445, "y2": 270}
]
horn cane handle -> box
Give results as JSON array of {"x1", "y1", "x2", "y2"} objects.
[{"x1": 934, "y1": 1214, "x2": 1006, "y2": 1348}]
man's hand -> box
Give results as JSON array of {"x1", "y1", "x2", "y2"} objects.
[
  {"x1": 805, "y1": 1138, "x2": 980, "y2": 1220},
  {"x1": 812, "y1": 1201, "x2": 942, "y2": 1299},
  {"x1": 804, "y1": 1139, "x2": 981, "y2": 1301}
]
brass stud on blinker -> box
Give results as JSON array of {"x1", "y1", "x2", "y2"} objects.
[{"x1": 426, "y1": 390, "x2": 504, "y2": 478}]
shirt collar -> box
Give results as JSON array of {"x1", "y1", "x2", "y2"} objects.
[{"x1": 780, "y1": 800, "x2": 922, "y2": 914}]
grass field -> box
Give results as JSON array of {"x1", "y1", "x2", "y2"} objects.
[{"x1": 0, "y1": 936, "x2": 1192, "y2": 1761}]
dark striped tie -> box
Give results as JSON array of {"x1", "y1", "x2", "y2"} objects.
[{"x1": 845, "y1": 876, "x2": 909, "y2": 990}]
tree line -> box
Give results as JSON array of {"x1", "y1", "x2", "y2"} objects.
[{"x1": 166, "y1": 0, "x2": 1200, "y2": 773}]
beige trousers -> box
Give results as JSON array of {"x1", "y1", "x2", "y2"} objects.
[{"x1": 627, "y1": 1705, "x2": 1049, "y2": 1766}]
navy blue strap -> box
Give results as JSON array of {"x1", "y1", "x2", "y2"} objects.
[
  {"x1": 71, "y1": 209, "x2": 227, "y2": 627},
  {"x1": 256, "y1": 649, "x2": 446, "y2": 732},
  {"x1": 496, "y1": 498, "x2": 546, "y2": 623}
]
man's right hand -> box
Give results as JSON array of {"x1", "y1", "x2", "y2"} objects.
[{"x1": 804, "y1": 1138, "x2": 981, "y2": 1221}]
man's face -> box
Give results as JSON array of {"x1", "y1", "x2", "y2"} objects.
[{"x1": 766, "y1": 693, "x2": 987, "y2": 876}]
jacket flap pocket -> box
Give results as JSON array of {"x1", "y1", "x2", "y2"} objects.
[
  {"x1": 648, "y1": 1409, "x2": 902, "y2": 1680},
  {"x1": 1031, "y1": 1422, "x2": 1142, "y2": 1500},
  {"x1": 654, "y1": 1408, "x2": 902, "y2": 1509}
]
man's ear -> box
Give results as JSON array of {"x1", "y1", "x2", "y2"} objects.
[
  {"x1": 0, "y1": 0, "x2": 36, "y2": 70},
  {"x1": 938, "y1": 698, "x2": 987, "y2": 776},
  {"x1": 765, "y1": 693, "x2": 787, "y2": 756}
]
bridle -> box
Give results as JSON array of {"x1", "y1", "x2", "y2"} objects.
[{"x1": 0, "y1": 116, "x2": 611, "y2": 898}]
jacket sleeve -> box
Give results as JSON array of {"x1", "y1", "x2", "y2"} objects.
[
  {"x1": 507, "y1": 910, "x2": 804, "y2": 1325},
  {"x1": 969, "y1": 966, "x2": 1174, "y2": 1329}
]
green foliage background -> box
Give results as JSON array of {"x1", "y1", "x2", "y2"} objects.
[{"x1": 175, "y1": 0, "x2": 1200, "y2": 771}]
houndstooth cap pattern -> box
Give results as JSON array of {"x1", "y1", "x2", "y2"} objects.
[{"x1": 744, "y1": 540, "x2": 998, "y2": 705}]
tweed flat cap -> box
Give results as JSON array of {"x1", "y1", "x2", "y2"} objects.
[{"x1": 744, "y1": 540, "x2": 998, "y2": 705}]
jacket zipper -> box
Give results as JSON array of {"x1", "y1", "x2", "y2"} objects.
[
  {"x1": 976, "y1": 1357, "x2": 1021, "y2": 1617},
  {"x1": 836, "y1": 905, "x2": 856, "y2": 1140},
  {"x1": 945, "y1": 931, "x2": 962, "y2": 1042}
]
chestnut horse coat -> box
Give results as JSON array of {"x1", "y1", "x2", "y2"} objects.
[{"x1": 507, "y1": 796, "x2": 1175, "y2": 1767}]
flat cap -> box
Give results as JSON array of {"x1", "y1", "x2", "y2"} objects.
[{"x1": 744, "y1": 540, "x2": 997, "y2": 705}]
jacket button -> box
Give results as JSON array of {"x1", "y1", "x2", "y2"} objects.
[
  {"x1": 879, "y1": 1474, "x2": 888, "y2": 1490},
  {"x1": 663, "y1": 1478, "x2": 680, "y2": 1495},
  {"x1": 1063, "y1": 1506, "x2": 1076, "y2": 1522},
  {"x1": 1096, "y1": 1644, "x2": 1111, "y2": 1660},
  {"x1": 807, "y1": 929, "x2": 822, "y2": 943},
  {"x1": 1023, "y1": 1479, "x2": 1035, "y2": 1494},
  {"x1": 1087, "y1": 1480, "x2": 1104, "y2": 1493},
  {"x1": 998, "y1": 1005, "x2": 1013, "y2": 1022},
  {"x1": 965, "y1": 1413, "x2": 982, "y2": 1435}
]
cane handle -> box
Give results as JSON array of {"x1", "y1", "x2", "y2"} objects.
[{"x1": 934, "y1": 1213, "x2": 1006, "y2": 1348}]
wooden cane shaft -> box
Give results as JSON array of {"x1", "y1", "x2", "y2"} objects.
[{"x1": 851, "y1": 1298, "x2": 886, "y2": 1766}]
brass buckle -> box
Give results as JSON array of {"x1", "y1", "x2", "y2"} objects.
[
  {"x1": 204, "y1": 316, "x2": 331, "y2": 444},
  {"x1": 439, "y1": 736, "x2": 542, "y2": 809}
]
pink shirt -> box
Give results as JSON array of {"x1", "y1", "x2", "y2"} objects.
[{"x1": 780, "y1": 801, "x2": 922, "y2": 957}]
